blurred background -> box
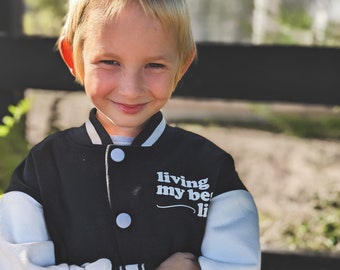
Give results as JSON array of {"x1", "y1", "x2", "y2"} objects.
[
  {"x1": 19, "y1": 0, "x2": 340, "y2": 46},
  {"x1": 0, "y1": 0, "x2": 340, "y2": 259}
]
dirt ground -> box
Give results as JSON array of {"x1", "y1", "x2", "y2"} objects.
[
  {"x1": 180, "y1": 124, "x2": 340, "y2": 251},
  {"x1": 25, "y1": 89, "x2": 340, "y2": 254}
]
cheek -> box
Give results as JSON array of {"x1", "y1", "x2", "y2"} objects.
[
  {"x1": 84, "y1": 73, "x2": 101, "y2": 100},
  {"x1": 147, "y1": 73, "x2": 177, "y2": 99},
  {"x1": 150, "y1": 82, "x2": 173, "y2": 101},
  {"x1": 84, "y1": 69, "x2": 116, "y2": 99}
]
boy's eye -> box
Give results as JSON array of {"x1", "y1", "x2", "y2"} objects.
[
  {"x1": 101, "y1": 60, "x2": 120, "y2": 66},
  {"x1": 146, "y1": 63, "x2": 165, "y2": 69}
]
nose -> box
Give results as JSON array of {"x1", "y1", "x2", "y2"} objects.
[{"x1": 117, "y1": 69, "x2": 144, "y2": 98}]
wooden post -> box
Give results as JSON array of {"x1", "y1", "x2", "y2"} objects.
[
  {"x1": 0, "y1": 0, "x2": 23, "y2": 36},
  {"x1": 0, "y1": 0, "x2": 24, "y2": 119}
]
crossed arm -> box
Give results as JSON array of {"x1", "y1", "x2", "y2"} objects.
[{"x1": 0, "y1": 190, "x2": 260, "y2": 270}]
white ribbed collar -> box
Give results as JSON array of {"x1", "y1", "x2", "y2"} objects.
[{"x1": 85, "y1": 111, "x2": 166, "y2": 147}]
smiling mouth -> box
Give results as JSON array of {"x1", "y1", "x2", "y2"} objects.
[{"x1": 113, "y1": 102, "x2": 147, "y2": 114}]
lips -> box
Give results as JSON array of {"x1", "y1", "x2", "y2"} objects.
[{"x1": 113, "y1": 101, "x2": 147, "y2": 114}]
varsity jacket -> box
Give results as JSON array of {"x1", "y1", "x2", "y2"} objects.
[{"x1": 0, "y1": 109, "x2": 261, "y2": 270}]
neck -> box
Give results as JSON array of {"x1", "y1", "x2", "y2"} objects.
[{"x1": 95, "y1": 110, "x2": 142, "y2": 137}]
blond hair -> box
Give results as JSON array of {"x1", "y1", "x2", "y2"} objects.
[{"x1": 58, "y1": 0, "x2": 196, "y2": 85}]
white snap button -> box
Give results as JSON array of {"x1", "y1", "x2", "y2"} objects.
[
  {"x1": 110, "y1": 148, "x2": 125, "y2": 162},
  {"x1": 116, "y1": 213, "x2": 132, "y2": 229}
]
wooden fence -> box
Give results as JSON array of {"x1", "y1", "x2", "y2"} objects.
[
  {"x1": 1, "y1": 36, "x2": 340, "y2": 103},
  {"x1": 1, "y1": 35, "x2": 340, "y2": 269}
]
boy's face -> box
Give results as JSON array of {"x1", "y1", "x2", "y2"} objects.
[{"x1": 81, "y1": 2, "x2": 185, "y2": 137}]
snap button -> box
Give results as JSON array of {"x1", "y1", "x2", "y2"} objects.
[
  {"x1": 116, "y1": 213, "x2": 132, "y2": 229},
  {"x1": 110, "y1": 148, "x2": 125, "y2": 162}
]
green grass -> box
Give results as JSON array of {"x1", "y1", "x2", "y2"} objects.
[
  {"x1": 283, "y1": 192, "x2": 340, "y2": 252},
  {"x1": 266, "y1": 114, "x2": 340, "y2": 140},
  {"x1": 251, "y1": 104, "x2": 340, "y2": 141}
]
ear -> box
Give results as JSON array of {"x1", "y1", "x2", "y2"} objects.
[
  {"x1": 179, "y1": 49, "x2": 196, "y2": 79},
  {"x1": 58, "y1": 37, "x2": 76, "y2": 77}
]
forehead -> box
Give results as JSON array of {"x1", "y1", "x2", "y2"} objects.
[
  {"x1": 83, "y1": 2, "x2": 179, "y2": 58},
  {"x1": 93, "y1": 2, "x2": 159, "y2": 29},
  {"x1": 85, "y1": 3, "x2": 164, "y2": 40}
]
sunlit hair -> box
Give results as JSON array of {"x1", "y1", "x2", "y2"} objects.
[{"x1": 57, "y1": 0, "x2": 196, "y2": 85}]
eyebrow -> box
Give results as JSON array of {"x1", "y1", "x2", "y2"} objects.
[{"x1": 96, "y1": 49, "x2": 175, "y2": 63}]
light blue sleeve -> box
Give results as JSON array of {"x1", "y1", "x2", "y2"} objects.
[
  {"x1": 199, "y1": 190, "x2": 261, "y2": 270},
  {"x1": 0, "y1": 191, "x2": 112, "y2": 270}
]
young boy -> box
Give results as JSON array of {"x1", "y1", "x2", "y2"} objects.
[{"x1": 0, "y1": 0, "x2": 261, "y2": 269}]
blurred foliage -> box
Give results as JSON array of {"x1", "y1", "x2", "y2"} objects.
[
  {"x1": 21, "y1": 0, "x2": 340, "y2": 47},
  {"x1": 280, "y1": 4, "x2": 313, "y2": 30},
  {"x1": 325, "y1": 22, "x2": 340, "y2": 46},
  {"x1": 0, "y1": 121, "x2": 29, "y2": 194},
  {"x1": 0, "y1": 99, "x2": 31, "y2": 193},
  {"x1": 0, "y1": 122, "x2": 28, "y2": 194},
  {"x1": 23, "y1": 0, "x2": 68, "y2": 36},
  {"x1": 0, "y1": 99, "x2": 31, "y2": 138}
]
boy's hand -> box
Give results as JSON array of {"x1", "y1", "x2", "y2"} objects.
[{"x1": 156, "y1": 252, "x2": 201, "y2": 270}]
